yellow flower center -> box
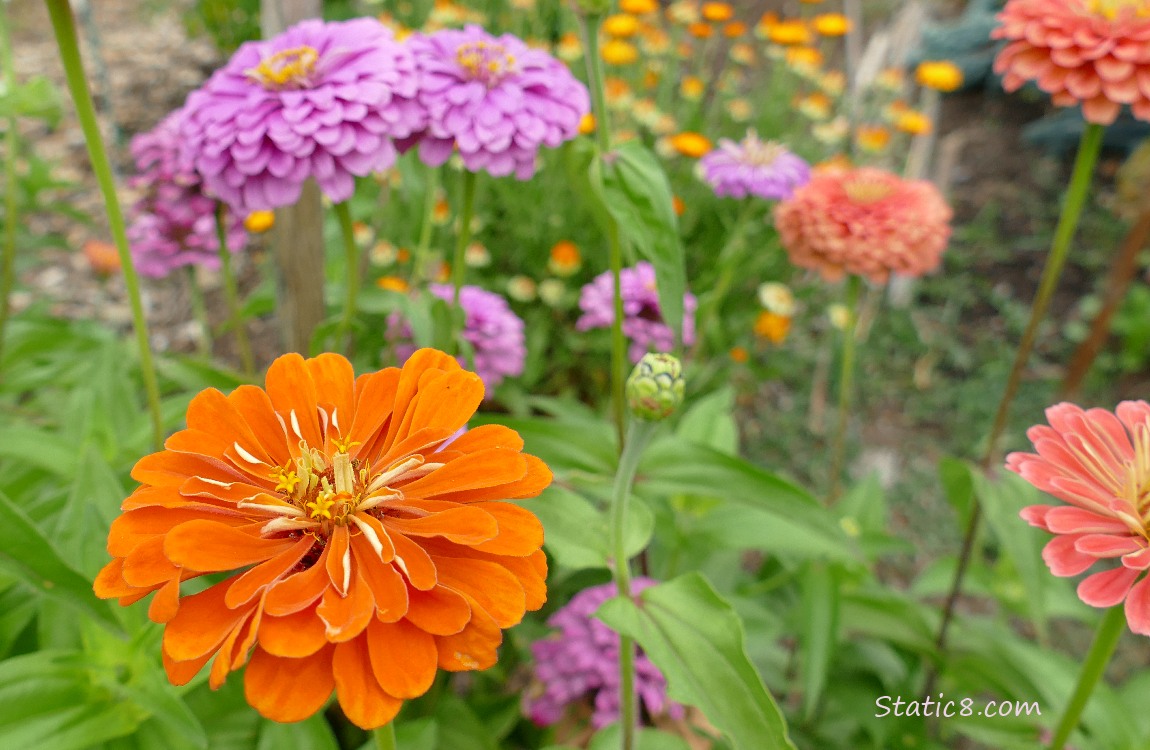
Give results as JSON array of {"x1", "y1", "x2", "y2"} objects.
[
  {"x1": 843, "y1": 177, "x2": 894, "y2": 203},
  {"x1": 456, "y1": 41, "x2": 517, "y2": 86},
  {"x1": 740, "y1": 133, "x2": 786, "y2": 167},
  {"x1": 246, "y1": 46, "x2": 319, "y2": 90},
  {"x1": 1087, "y1": 0, "x2": 1150, "y2": 19}
]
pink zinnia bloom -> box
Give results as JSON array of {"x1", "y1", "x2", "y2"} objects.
[
  {"x1": 180, "y1": 18, "x2": 425, "y2": 212},
  {"x1": 699, "y1": 131, "x2": 811, "y2": 200},
  {"x1": 773, "y1": 167, "x2": 952, "y2": 284},
  {"x1": 406, "y1": 25, "x2": 590, "y2": 178},
  {"x1": 993, "y1": 0, "x2": 1150, "y2": 125},
  {"x1": 1007, "y1": 401, "x2": 1150, "y2": 635}
]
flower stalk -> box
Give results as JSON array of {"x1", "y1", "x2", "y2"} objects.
[
  {"x1": 46, "y1": 0, "x2": 164, "y2": 446},
  {"x1": 930, "y1": 121, "x2": 1106, "y2": 688},
  {"x1": 1049, "y1": 605, "x2": 1125, "y2": 750},
  {"x1": 828, "y1": 274, "x2": 862, "y2": 503},
  {"x1": 333, "y1": 200, "x2": 361, "y2": 353},
  {"x1": 581, "y1": 10, "x2": 628, "y2": 452},
  {"x1": 693, "y1": 200, "x2": 758, "y2": 356},
  {"x1": 451, "y1": 169, "x2": 478, "y2": 354},
  {"x1": 374, "y1": 722, "x2": 398, "y2": 750},
  {"x1": 185, "y1": 267, "x2": 212, "y2": 358},
  {"x1": 410, "y1": 164, "x2": 440, "y2": 289},
  {"x1": 215, "y1": 205, "x2": 254, "y2": 377},
  {"x1": 0, "y1": 0, "x2": 18, "y2": 375}
]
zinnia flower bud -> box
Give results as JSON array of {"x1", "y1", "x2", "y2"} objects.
[{"x1": 626, "y1": 353, "x2": 685, "y2": 421}]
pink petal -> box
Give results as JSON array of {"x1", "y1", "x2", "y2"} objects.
[
  {"x1": 1043, "y1": 534, "x2": 1096, "y2": 577},
  {"x1": 1078, "y1": 566, "x2": 1140, "y2": 608},
  {"x1": 1124, "y1": 575, "x2": 1150, "y2": 635}
]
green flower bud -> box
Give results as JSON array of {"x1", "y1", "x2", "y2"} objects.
[{"x1": 626, "y1": 353, "x2": 684, "y2": 421}]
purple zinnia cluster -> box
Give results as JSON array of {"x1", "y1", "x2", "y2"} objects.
[
  {"x1": 127, "y1": 108, "x2": 245, "y2": 278},
  {"x1": 180, "y1": 18, "x2": 425, "y2": 212},
  {"x1": 525, "y1": 579, "x2": 683, "y2": 728},
  {"x1": 699, "y1": 131, "x2": 810, "y2": 200},
  {"x1": 577, "y1": 262, "x2": 697, "y2": 363},
  {"x1": 405, "y1": 25, "x2": 590, "y2": 178},
  {"x1": 391, "y1": 284, "x2": 526, "y2": 392}
]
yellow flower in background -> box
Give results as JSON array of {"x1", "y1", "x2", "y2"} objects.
[
  {"x1": 668, "y1": 131, "x2": 712, "y2": 157},
  {"x1": 633, "y1": 98, "x2": 661, "y2": 128},
  {"x1": 895, "y1": 109, "x2": 932, "y2": 135},
  {"x1": 602, "y1": 39, "x2": 640, "y2": 65},
  {"x1": 579, "y1": 113, "x2": 596, "y2": 135},
  {"x1": 667, "y1": 0, "x2": 700, "y2": 25},
  {"x1": 755, "y1": 11, "x2": 779, "y2": 38},
  {"x1": 538, "y1": 279, "x2": 566, "y2": 307},
  {"x1": 621, "y1": 0, "x2": 659, "y2": 14},
  {"x1": 464, "y1": 241, "x2": 491, "y2": 268},
  {"x1": 549, "y1": 240, "x2": 582, "y2": 276},
  {"x1": 244, "y1": 210, "x2": 275, "y2": 233},
  {"x1": 352, "y1": 221, "x2": 374, "y2": 246},
  {"x1": 639, "y1": 26, "x2": 671, "y2": 54},
  {"x1": 672, "y1": 195, "x2": 686, "y2": 216},
  {"x1": 768, "y1": 18, "x2": 811, "y2": 45},
  {"x1": 701, "y1": 2, "x2": 734, "y2": 22},
  {"x1": 801, "y1": 0, "x2": 826, "y2": 4},
  {"x1": 729, "y1": 346, "x2": 750, "y2": 364},
  {"x1": 818, "y1": 69, "x2": 846, "y2": 96},
  {"x1": 727, "y1": 97, "x2": 753, "y2": 122},
  {"x1": 370, "y1": 240, "x2": 398, "y2": 266},
  {"x1": 816, "y1": 153, "x2": 853, "y2": 172},
  {"x1": 812, "y1": 116, "x2": 849, "y2": 145},
  {"x1": 827, "y1": 304, "x2": 851, "y2": 331},
  {"x1": 758, "y1": 282, "x2": 796, "y2": 316},
  {"x1": 730, "y1": 42, "x2": 755, "y2": 65},
  {"x1": 724, "y1": 21, "x2": 748, "y2": 38},
  {"x1": 603, "y1": 13, "x2": 641, "y2": 38},
  {"x1": 687, "y1": 21, "x2": 714, "y2": 38},
  {"x1": 754, "y1": 311, "x2": 791, "y2": 344},
  {"x1": 605, "y1": 77, "x2": 634, "y2": 107},
  {"x1": 786, "y1": 46, "x2": 823, "y2": 68},
  {"x1": 376, "y1": 275, "x2": 409, "y2": 293},
  {"x1": 875, "y1": 66, "x2": 905, "y2": 92},
  {"x1": 813, "y1": 13, "x2": 851, "y2": 36},
  {"x1": 652, "y1": 113, "x2": 677, "y2": 135},
  {"x1": 680, "y1": 76, "x2": 705, "y2": 100},
  {"x1": 557, "y1": 31, "x2": 583, "y2": 61},
  {"x1": 796, "y1": 91, "x2": 833, "y2": 120},
  {"x1": 643, "y1": 67, "x2": 661, "y2": 89},
  {"x1": 856, "y1": 124, "x2": 892, "y2": 152},
  {"x1": 915, "y1": 60, "x2": 964, "y2": 92},
  {"x1": 507, "y1": 275, "x2": 537, "y2": 302}
]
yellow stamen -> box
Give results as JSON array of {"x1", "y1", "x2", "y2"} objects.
[
  {"x1": 270, "y1": 466, "x2": 301, "y2": 495},
  {"x1": 246, "y1": 45, "x2": 319, "y2": 90}
]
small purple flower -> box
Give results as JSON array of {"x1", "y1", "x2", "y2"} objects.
[
  {"x1": 127, "y1": 108, "x2": 245, "y2": 278},
  {"x1": 406, "y1": 25, "x2": 590, "y2": 179},
  {"x1": 180, "y1": 18, "x2": 425, "y2": 212},
  {"x1": 525, "y1": 579, "x2": 683, "y2": 729},
  {"x1": 577, "y1": 262, "x2": 696, "y2": 363},
  {"x1": 392, "y1": 284, "x2": 526, "y2": 392},
  {"x1": 699, "y1": 131, "x2": 810, "y2": 200}
]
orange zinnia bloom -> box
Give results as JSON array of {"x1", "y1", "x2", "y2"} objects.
[{"x1": 94, "y1": 350, "x2": 551, "y2": 729}]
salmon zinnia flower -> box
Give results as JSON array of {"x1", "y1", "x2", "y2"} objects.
[
  {"x1": 992, "y1": 0, "x2": 1150, "y2": 124},
  {"x1": 94, "y1": 350, "x2": 551, "y2": 728},
  {"x1": 1007, "y1": 401, "x2": 1150, "y2": 634}
]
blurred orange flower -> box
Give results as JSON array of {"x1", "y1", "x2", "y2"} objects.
[
  {"x1": 687, "y1": 21, "x2": 714, "y2": 38},
  {"x1": 701, "y1": 2, "x2": 734, "y2": 22},
  {"x1": 548, "y1": 240, "x2": 582, "y2": 276},
  {"x1": 95, "y1": 351, "x2": 551, "y2": 729},
  {"x1": 754, "y1": 311, "x2": 791, "y2": 344},
  {"x1": 668, "y1": 132, "x2": 713, "y2": 157},
  {"x1": 621, "y1": 0, "x2": 659, "y2": 13},
  {"x1": 83, "y1": 240, "x2": 121, "y2": 275}
]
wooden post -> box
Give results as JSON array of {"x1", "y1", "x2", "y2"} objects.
[{"x1": 262, "y1": 0, "x2": 325, "y2": 354}]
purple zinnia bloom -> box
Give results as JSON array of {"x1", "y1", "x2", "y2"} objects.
[
  {"x1": 406, "y1": 25, "x2": 590, "y2": 179},
  {"x1": 525, "y1": 579, "x2": 683, "y2": 729},
  {"x1": 180, "y1": 18, "x2": 425, "y2": 213},
  {"x1": 699, "y1": 131, "x2": 810, "y2": 200},
  {"x1": 577, "y1": 261, "x2": 697, "y2": 363},
  {"x1": 127, "y1": 108, "x2": 245, "y2": 278},
  {"x1": 391, "y1": 284, "x2": 526, "y2": 392}
]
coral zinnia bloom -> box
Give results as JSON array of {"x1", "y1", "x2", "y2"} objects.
[
  {"x1": 993, "y1": 0, "x2": 1150, "y2": 124},
  {"x1": 1007, "y1": 401, "x2": 1150, "y2": 634},
  {"x1": 94, "y1": 350, "x2": 551, "y2": 728},
  {"x1": 774, "y1": 167, "x2": 952, "y2": 283}
]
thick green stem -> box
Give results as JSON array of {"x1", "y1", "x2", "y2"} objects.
[
  {"x1": 333, "y1": 201, "x2": 361, "y2": 353},
  {"x1": 185, "y1": 267, "x2": 212, "y2": 358},
  {"x1": 216, "y1": 206, "x2": 254, "y2": 378},
  {"x1": 929, "y1": 121, "x2": 1106, "y2": 693},
  {"x1": 410, "y1": 164, "x2": 440, "y2": 289},
  {"x1": 1049, "y1": 605, "x2": 1125, "y2": 750},
  {"x1": 582, "y1": 11, "x2": 628, "y2": 452},
  {"x1": 0, "y1": 1, "x2": 17, "y2": 375},
  {"x1": 827, "y1": 275, "x2": 862, "y2": 503},
  {"x1": 610, "y1": 419, "x2": 658, "y2": 750},
  {"x1": 373, "y1": 722, "x2": 398, "y2": 750},
  {"x1": 46, "y1": 0, "x2": 163, "y2": 447},
  {"x1": 694, "y1": 201, "x2": 758, "y2": 356},
  {"x1": 450, "y1": 169, "x2": 478, "y2": 357}
]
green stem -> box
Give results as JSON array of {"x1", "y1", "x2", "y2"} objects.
[
  {"x1": 216, "y1": 205, "x2": 254, "y2": 378},
  {"x1": 0, "y1": 1, "x2": 17, "y2": 376},
  {"x1": 450, "y1": 169, "x2": 478, "y2": 357},
  {"x1": 46, "y1": 0, "x2": 163, "y2": 447},
  {"x1": 1049, "y1": 605, "x2": 1125, "y2": 750},
  {"x1": 582, "y1": 11, "x2": 628, "y2": 452},
  {"x1": 185, "y1": 267, "x2": 212, "y2": 358},
  {"x1": 373, "y1": 722, "x2": 398, "y2": 750},
  {"x1": 693, "y1": 201, "x2": 758, "y2": 356},
  {"x1": 610, "y1": 419, "x2": 658, "y2": 750},
  {"x1": 410, "y1": 164, "x2": 440, "y2": 289},
  {"x1": 333, "y1": 201, "x2": 361, "y2": 353},
  {"x1": 827, "y1": 275, "x2": 862, "y2": 503},
  {"x1": 929, "y1": 121, "x2": 1106, "y2": 693}
]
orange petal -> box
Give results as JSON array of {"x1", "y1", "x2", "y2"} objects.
[
  {"x1": 316, "y1": 563, "x2": 374, "y2": 642},
  {"x1": 374, "y1": 426, "x2": 458, "y2": 469},
  {"x1": 405, "y1": 585, "x2": 471, "y2": 636},
  {"x1": 399, "y1": 448, "x2": 527, "y2": 499},
  {"x1": 258, "y1": 604, "x2": 328, "y2": 658},
  {"x1": 444, "y1": 424, "x2": 524, "y2": 454},
  {"x1": 435, "y1": 559, "x2": 526, "y2": 629},
  {"x1": 122, "y1": 536, "x2": 179, "y2": 588},
  {"x1": 132, "y1": 449, "x2": 247, "y2": 488},
  {"x1": 93, "y1": 558, "x2": 136, "y2": 599},
  {"x1": 148, "y1": 577, "x2": 183, "y2": 623},
  {"x1": 351, "y1": 533, "x2": 408, "y2": 623},
  {"x1": 165, "y1": 428, "x2": 233, "y2": 460},
  {"x1": 227, "y1": 384, "x2": 292, "y2": 467},
  {"x1": 108, "y1": 505, "x2": 243, "y2": 557},
  {"x1": 210, "y1": 606, "x2": 260, "y2": 688},
  {"x1": 387, "y1": 530, "x2": 438, "y2": 590},
  {"x1": 225, "y1": 535, "x2": 316, "y2": 608},
  {"x1": 333, "y1": 637, "x2": 404, "y2": 729},
  {"x1": 434, "y1": 597, "x2": 501, "y2": 672},
  {"x1": 163, "y1": 646, "x2": 212, "y2": 686},
  {"x1": 383, "y1": 506, "x2": 498, "y2": 546},
  {"x1": 382, "y1": 349, "x2": 461, "y2": 448},
  {"x1": 325, "y1": 524, "x2": 352, "y2": 595},
  {"x1": 305, "y1": 353, "x2": 356, "y2": 441},
  {"x1": 265, "y1": 353, "x2": 323, "y2": 449},
  {"x1": 163, "y1": 578, "x2": 254, "y2": 661},
  {"x1": 164, "y1": 520, "x2": 298, "y2": 572},
  {"x1": 244, "y1": 645, "x2": 335, "y2": 724},
  {"x1": 391, "y1": 369, "x2": 484, "y2": 448},
  {"x1": 469, "y1": 502, "x2": 544, "y2": 556},
  {"x1": 348, "y1": 368, "x2": 401, "y2": 457},
  {"x1": 264, "y1": 544, "x2": 331, "y2": 616},
  {"x1": 121, "y1": 485, "x2": 193, "y2": 510},
  {"x1": 497, "y1": 550, "x2": 547, "y2": 612},
  {"x1": 432, "y1": 454, "x2": 553, "y2": 503},
  {"x1": 366, "y1": 618, "x2": 437, "y2": 699}
]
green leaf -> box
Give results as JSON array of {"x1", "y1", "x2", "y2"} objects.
[
  {"x1": 938, "y1": 457, "x2": 974, "y2": 521},
  {"x1": 0, "y1": 76, "x2": 63, "y2": 124},
  {"x1": 0, "y1": 424, "x2": 80, "y2": 475},
  {"x1": 432, "y1": 694, "x2": 499, "y2": 750},
  {"x1": 530, "y1": 486, "x2": 653, "y2": 570},
  {"x1": 600, "y1": 142, "x2": 687, "y2": 345},
  {"x1": 394, "y1": 717, "x2": 438, "y2": 750},
  {"x1": 798, "y1": 564, "x2": 840, "y2": 720},
  {"x1": 256, "y1": 715, "x2": 339, "y2": 750},
  {"x1": 676, "y1": 386, "x2": 739, "y2": 455},
  {"x1": 118, "y1": 668, "x2": 208, "y2": 750},
  {"x1": 0, "y1": 490, "x2": 122, "y2": 634},
  {"x1": 477, "y1": 415, "x2": 616, "y2": 476},
  {"x1": 597, "y1": 573, "x2": 796, "y2": 750},
  {"x1": 589, "y1": 725, "x2": 692, "y2": 750}
]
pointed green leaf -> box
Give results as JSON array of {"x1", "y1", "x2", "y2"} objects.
[{"x1": 798, "y1": 564, "x2": 840, "y2": 720}]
